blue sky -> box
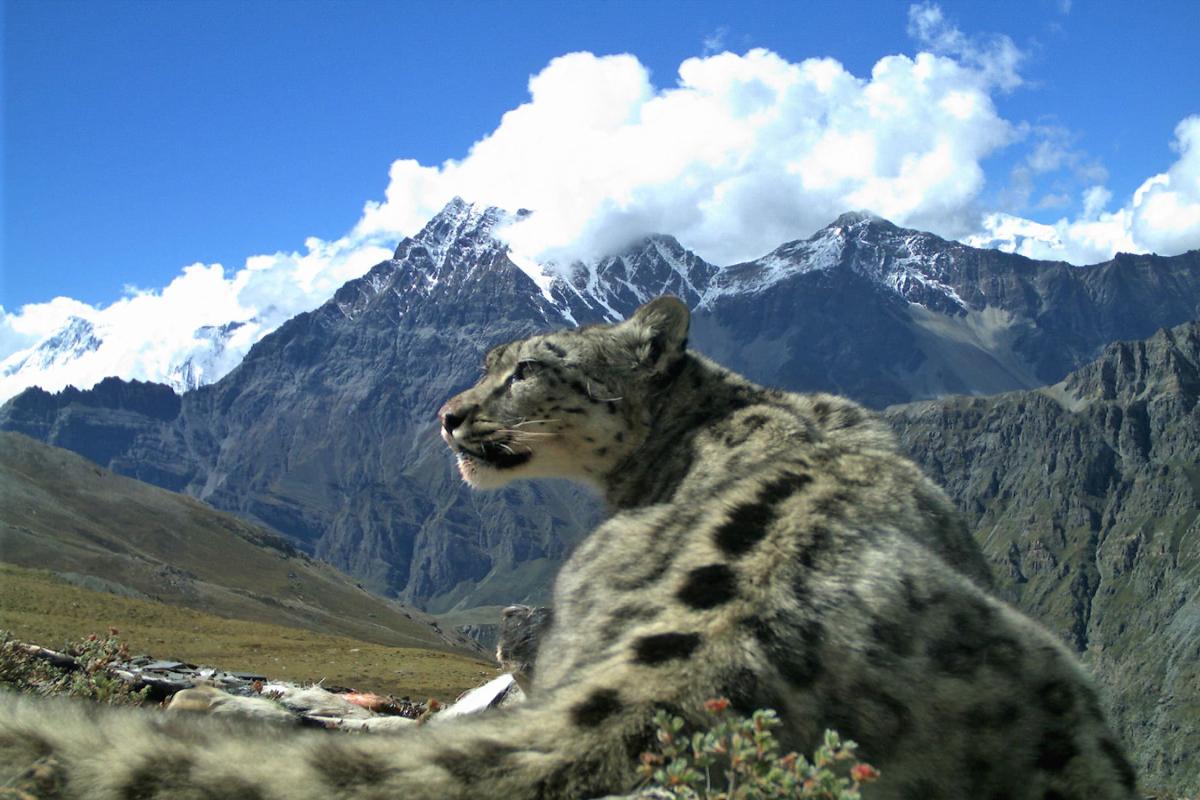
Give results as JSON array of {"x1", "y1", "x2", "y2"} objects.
[{"x1": 1, "y1": 0, "x2": 1199, "y2": 398}]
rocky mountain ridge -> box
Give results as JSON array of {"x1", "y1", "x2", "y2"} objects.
[
  {"x1": 4, "y1": 199, "x2": 1200, "y2": 611},
  {"x1": 886, "y1": 321, "x2": 1200, "y2": 793},
  {"x1": 3, "y1": 200, "x2": 1199, "y2": 791},
  {"x1": 11, "y1": 197, "x2": 1200, "y2": 406}
]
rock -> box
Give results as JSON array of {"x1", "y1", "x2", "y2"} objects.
[
  {"x1": 433, "y1": 674, "x2": 523, "y2": 722},
  {"x1": 167, "y1": 686, "x2": 297, "y2": 725}
]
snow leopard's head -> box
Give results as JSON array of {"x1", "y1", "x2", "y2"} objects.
[{"x1": 438, "y1": 296, "x2": 690, "y2": 490}]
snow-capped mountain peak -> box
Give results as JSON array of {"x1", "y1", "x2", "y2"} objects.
[
  {"x1": 1, "y1": 316, "x2": 103, "y2": 380},
  {"x1": 1, "y1": 204, "x2": 1010, "y2": 403},
  {"x1": 411, "y1": 197, "x2": 510, "y2": 258},
  {"x1": 545, "y1": 233, "x2": 721, "y2": 324},
  {"x1": 167, "y1": 321, "x2": 253, "y2": 391},
  {"x1": 830, "y1": 209, "x2": 887, "y2": 228},
  {"x1": 0, "y1": 311, "x2": 260, "y2": 400},
  {"x1": 696, "y1": 213, "x2": 968, "y2": 313}
]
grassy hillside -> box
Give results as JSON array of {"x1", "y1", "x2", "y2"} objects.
[
  {"x1": 0, "y1": 563, "x2": 494, "y2": 700},
  {"x1": 0, "y1": 431, "x2": 482, "y2": 657}
]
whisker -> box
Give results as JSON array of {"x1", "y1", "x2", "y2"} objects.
[
  {"x1": 497, "y1": 429, "x2": 556, "y2": 438},
  {"x1": 512, "y1": 419, "x2": 561, "y2": 428}
]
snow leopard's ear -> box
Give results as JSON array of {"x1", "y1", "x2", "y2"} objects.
[{"x1": 618, "y1": 296, "x2": 690, "y2": 372}]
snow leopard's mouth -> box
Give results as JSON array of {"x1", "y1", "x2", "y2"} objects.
[{"x1": 456, "y1": 441, "x2": 532, "y2": 470}]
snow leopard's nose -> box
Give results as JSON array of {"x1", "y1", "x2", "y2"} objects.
[{"x1": 439, "y1": 402, "x2": 466, "y2": 433}]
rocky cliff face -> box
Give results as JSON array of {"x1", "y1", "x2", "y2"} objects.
[
  {"x1": 887, "y1": 322, "x2": 1200, "y2": 794},
  {"x1": 0, "y1": 378, "x2": 191, "y2": 490}
]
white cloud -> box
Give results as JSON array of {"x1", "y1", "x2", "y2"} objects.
[
  {"x1": 702, "y1": 26, "x2": 729, "y2": 56},
  {"x1": 1131, "y1": 116, "x2": 1200, "y2": 254},
  {"x1": 0, "y1": 296, "x2": 96, "y2": 363},
  {"x1": 999, "y1": 123, "x2": 1108, "y2": 213},
  {"x1": 4, "y1": 13, "x2": 1199, "y2": 402},
  {"x1": 0, "y1": 235, "x2": 392, "y2": 400},
  {"x1": 906, "y1": 3, "x2": 1023, "y2": 92},
  {"x1": 355, "y1": 43, "x2": 1018, "y2": 269},
  {"x1": 971, "y1": 115, "x2": 1200, "y2": 263}
]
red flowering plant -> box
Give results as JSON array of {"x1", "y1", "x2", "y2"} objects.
[{"x1": 638, "y1": 697, "x2": 880, "y2": 799}]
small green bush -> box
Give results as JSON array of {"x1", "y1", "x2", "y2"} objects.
[
  {"x1": 639, "y1": 697, "x2": 879, "y2": 799},
  {"x1": 0, "y1": 628, "x2": 151, "y2": 706}
]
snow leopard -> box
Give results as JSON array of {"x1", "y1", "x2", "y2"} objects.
[{"x1": 0, "y1": 296, "x2": 1136, "y2": 799}]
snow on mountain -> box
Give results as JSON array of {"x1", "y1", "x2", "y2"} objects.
[
  {"x1": 698, "y1": 211, "x2": 968, "y2": 314},
  {"x1": 546, "y1": 233, "x2": 721, "y2": 323},
  {"x1": 0, "y1": 199, "x2": 1016, "y2": 403},
  {"x1": 415, "y1": 197, "x2": 516, "y2": 273},
  {"x1": 0, "y1": 315, "x2": 112, "y2": 399},
  {"x1": 0, "y1": 311, "x2": 266, "y2": 401},
  {"x1": 0, "y1": 316, "x2": 102, "y2": 379},
  {"x1": 327, "y1": 198, "x2": 565, "y2": 330},
  {"x1": 167, "y1": 321, "x2": 257, "y2": 391}
]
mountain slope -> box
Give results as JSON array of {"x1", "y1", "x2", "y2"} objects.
[
  {"x1": 0, "y1": 431, "x2": 480, "y2": 656},
  {"x1": 886, "y1": 322, "x2": 1200, "y2": 794},
  {"x1": 0, "y1": 563, "x2": 492, "y2": 700}
]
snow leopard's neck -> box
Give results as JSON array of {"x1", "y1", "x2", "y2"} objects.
[{"x1": 602, "y1": 353, "x2": 763, "y2": 510}]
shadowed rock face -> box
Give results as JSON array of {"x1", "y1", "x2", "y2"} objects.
[
  {"x1": 887, "y1": 321, "x2": 1200, "y2": 795},
  {"x1": 1, "y1": 203, "x2": 1199, "y2": 612}
]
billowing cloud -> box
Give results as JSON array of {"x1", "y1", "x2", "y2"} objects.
[
  {"x1": 3, "y1": 5, "x2": 1198, "y2": 401},
  {"x1": 0, "y1": 297, "x2": 96, "y2": 358},
  {"x1": 1132, "y1": 116, "x2": 1200, "y2": 253},
  {"x1": 356, "y1": 38, "x2": 1019, "y2": 268},
  {"x1": 970, "y1": 115, "x2": 1200, "y2": 263}
]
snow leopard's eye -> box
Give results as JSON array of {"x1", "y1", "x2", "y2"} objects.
[{"x1": 509, "y1": 359, "x2": 543, "y2": 385}]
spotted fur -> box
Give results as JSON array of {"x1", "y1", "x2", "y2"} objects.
[
  {"x1": 497, "y1": 605, "x2": 552, "y2": 692},
  {"x1": 0, "y1": 297, "x2": 1135, "y2": 799}
]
